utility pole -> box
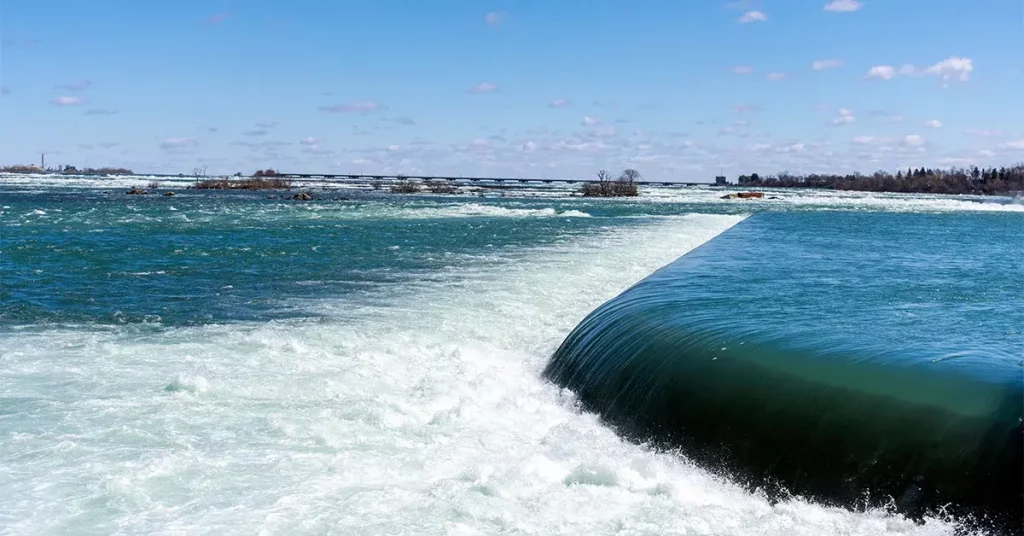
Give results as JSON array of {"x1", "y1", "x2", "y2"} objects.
[{"x1": 41, "y1": 153, "x2": 45, "y2": 169}]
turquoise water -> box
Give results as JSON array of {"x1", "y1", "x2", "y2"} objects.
[
  {"x1": 545, "y1": 212, "x2": 1023, "y2": 531},
  {"x1": 1, "y1": 179, "x2": 1022, "y2": 535}
]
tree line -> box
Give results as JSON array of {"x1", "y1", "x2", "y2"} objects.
[{"x1": 736, "y1": 164, "x2": 1024, "y2": 195}]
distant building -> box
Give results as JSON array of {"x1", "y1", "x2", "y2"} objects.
[{"x1": 715, "y1": 175, "x2": 729, "y2": 186}]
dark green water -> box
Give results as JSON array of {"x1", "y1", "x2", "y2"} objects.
[{"x1": 546, "y1": 211, "x2": 1024, "y2": 533}]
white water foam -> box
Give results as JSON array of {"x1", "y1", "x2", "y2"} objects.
[
  {"x1": 0, "y1": 173, "x2": 191, "y2": 191},
  {"x1": 0, "y1": 214, "x2": 970, "y2": 535},
  {"x1": 323, "y1": 202, "x2": 592, "y2": 220},
  {"x1": 640, "y1": 186, "x2": 1024, "y2": 213}
]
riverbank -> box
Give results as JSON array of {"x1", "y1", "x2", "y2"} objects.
[{"x1": 734, "y1": 164, "x2": 1024, "y2": 196}]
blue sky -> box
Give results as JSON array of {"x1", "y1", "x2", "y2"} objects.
[{"x1": 1, "y1": 0, "x2": 1022, "y2": 181}]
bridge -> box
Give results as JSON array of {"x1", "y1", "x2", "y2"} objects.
[{"x1": 268, "y1": 173, "x2": 710, "y2": 187}]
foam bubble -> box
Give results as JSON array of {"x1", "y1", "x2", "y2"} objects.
[{"x1": 164, "y1": 374, "x2": 209, "y2": 394}]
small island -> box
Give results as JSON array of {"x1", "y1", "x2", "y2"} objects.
[
  {"x1": 192, "y1": 169, "x2": 293, "y2": 190},
  {"x1": 580, "y1": 169, "x2": 641, "y2": 197}
]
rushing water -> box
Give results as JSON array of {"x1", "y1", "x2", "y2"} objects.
[
  {"x1": 1, "y1": 178, "x2": 1022, "y2": 535},
  {"x1": 545, "y1": 211, "x2": 1024, "y2": 532}
]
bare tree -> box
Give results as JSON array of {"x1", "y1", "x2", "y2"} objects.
[
  {"x1": 580, "y1": 168, "x2": 641, "y2": 197},
  {"x1": 596, "y1": 169, "x2": 613, "y2": 196},
  {"x1": 192, "y1": 165, "x2": 208, "y2": 184}
]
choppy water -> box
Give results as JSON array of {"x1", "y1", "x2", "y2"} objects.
[{"x1": 1, "y1": 177, "x2": 1022, "y2": 535}]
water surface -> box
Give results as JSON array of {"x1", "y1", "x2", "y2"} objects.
[{"x1": 1, "y1": 178, "x2": 1021, "y2": 535}]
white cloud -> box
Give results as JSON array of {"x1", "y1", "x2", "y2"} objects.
[
  {"x1": 852, "y1": 136, "x2": 878, "y2": 145},
  {"x1": 522, "y1": 140, "x2": 537, "y2": 153},
  {"x1": 302, "y1": 145, "x2": 333, "y2": 156},
  {"x1": 554, "y1": 138, "x2": 613, "y2": 153},
  {"x1": 766, "y1": 72, "x2": 787, "y2": 81},
  {"x1": 470, "y1": 138, "x2": 490, "y2": 147},
  {"x1": 319, "y1": 101, "x2": 384, "y2": 113},
  {"x1": 484, "y1": 11, "x2": 506, "y2": 25},
  {"x1": 734, "y1": 103, "x2": 762, "y2": 113},
  {"x1": 468, "y1": 82, "x2": 499, "y2": 94},
  {"x1": 51, "y1": 96, "x2": 85, "y2": 106},
  {"x1": 738, "y1": 11, "x2": 767, "y2": 23},
  {"x1": 300, "y1": 137, "x2": 323, "y2": 145},
  {"x1": 924, "y1": 119, "x2": 943, "y2": 129},
  {"x1": 1000, "y1": 140, "x2": 1024, "y2": 150},
  {"x1": 733, "y1": 65, "x2": 753, "y2": 74},
  {"x1": 830, "y1": 108, "x2": 856, "y2": 126},
  {"x1": 924, "y1": 56, "x2": 974, "y2": 82},
  {"x1": 84, "y1": 108, "x2": 117, "y2": 116},
  {"x1": 159, "y1": 137, "x2": 197, "y2": 150},
  {"x1": 243, "y1": 129, "x2": 268, "y2": 136},
  {"x1": 812, "y1": 59, "x2": 844, "y2": 70},
  {"x1": 582, "y1": 116, "x2": 602, "y2": 126},
  {"x1": 230, "y1": 140, "x2": 291, "y2": 150},
  {"x1": 865, "y1": 57, "x2": 973, "y2": 84},
  {"x1": 903, "y1": 134, "x2": 925, "y2": 146},
  {"x1": 865, "y1": 65, "x2": 896, "y2": 80},
  {"x1": 978, "y1": 149, "x2": 996, "y2": 157},
  {"x1": 824, "y1": 0, "x2": 863, "y2": 12},
  {"x1": 549, "y1": 98, "x2": 569, "y2": 107}
]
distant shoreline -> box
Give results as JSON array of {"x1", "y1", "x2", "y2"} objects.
[
  {"x1": 2, "y1": 166, "x2": 1023, "y2": 197},
  {"x1": 734, "y1": 165, "x2": 1024, "y2": 196}
]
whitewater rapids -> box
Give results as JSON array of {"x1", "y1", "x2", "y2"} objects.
[{"x1": 0, "y1": 213, "x2": 967, "y2": 535}]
